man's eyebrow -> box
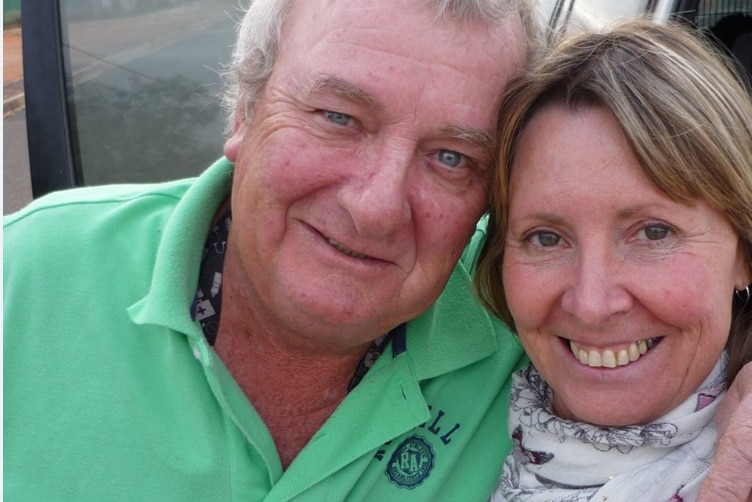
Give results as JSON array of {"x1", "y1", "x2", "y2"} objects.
[
  {"x1": 309, "y1": 75, "x2": 495, "y2": 155},
  {"x1": 439, "y1": 125, "x2": 496, "y2": 156},
  {"x1": 309, "y1": 75, "x2": 383, "y2": 111}
]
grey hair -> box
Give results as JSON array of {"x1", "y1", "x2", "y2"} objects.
[{"x1": 220, "y1": 0, "x2": 545, "y2": 133}]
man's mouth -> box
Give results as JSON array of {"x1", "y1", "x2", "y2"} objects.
[
  {"x1": 326, "y1": 237, "x2": 371, "y2": 260},
  {"x1": 568, "y1": 338, "x2": 660, "y2": 368}
]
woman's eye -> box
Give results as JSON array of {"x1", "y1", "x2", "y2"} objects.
[
  {"x1": 437, "y1": 149, "x2": 464, "y2": 168},
  {"x1": 531, "y1": 231, "x2": 561, "y2": 247},
  {"x1": 639, "y1": 225, "x2": 670, "y2": 241},
  {"x1": 324, "y1": 110, "x2": 353, "y2": 126}
]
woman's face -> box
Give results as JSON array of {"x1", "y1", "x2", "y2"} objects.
[{"x1": 503, "y1": 105, "x2": 748, "y2": 425}]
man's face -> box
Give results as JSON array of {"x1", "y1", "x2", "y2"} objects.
[{"x1": 224, "y1": 0, "x2": 526, "y2": 347}]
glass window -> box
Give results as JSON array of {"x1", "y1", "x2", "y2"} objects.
[
  {"x1": 538, "y1": 0, "x2": 651, "y2": 31},
  {"x1": 696, "y1": 0, "x2": 752, "y2": 88},
  {"x1": 61, "y1": 0, "x2": 237, "y2": 185},
  {"x1": 537, "y1": 0, "x2": 750, "y2": 88},
  {"x1": 696, "y1": 0, "x2": 751, "y2": 28}
]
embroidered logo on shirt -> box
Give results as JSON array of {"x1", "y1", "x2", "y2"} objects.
[{"x1": 386, "y1": 435, "x2": 435, "y2": 489}]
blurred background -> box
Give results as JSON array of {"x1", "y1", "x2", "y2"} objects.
[
  {"x1": 4, "y1": 0, "x2": 751, "y2": 215},
  {"x1": 4, "y1": 0, "x2": 237, "y2": 214}
]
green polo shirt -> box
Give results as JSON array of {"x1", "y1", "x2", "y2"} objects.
[{"x1": 4, "y1": 158, "x2": 527, "y2": 501}]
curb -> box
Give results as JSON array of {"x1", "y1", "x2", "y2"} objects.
[{"x1": 3, "y1": 89, "x2": 25, "y2": 117}]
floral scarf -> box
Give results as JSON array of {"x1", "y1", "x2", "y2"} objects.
[{"x1": 492, "y1": 354, "x2": 727, "y2": 502}]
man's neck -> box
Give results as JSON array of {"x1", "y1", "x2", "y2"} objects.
[
  {"x1": 215, "y1": 244, "x2": 370, "y2": 469},
  {"x1": 214, "y1": 323, "x2": 365, "y2": 468}
]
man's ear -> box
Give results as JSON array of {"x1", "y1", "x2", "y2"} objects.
[{"x1": 223, "y1": 115, "x2": 247, "y2": 162}]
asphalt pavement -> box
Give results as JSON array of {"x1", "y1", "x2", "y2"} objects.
[
  {"x1": 2, "y1": 3, "x2": 232, "y2": 214},
  {"x1": 3, "y1": 26, "x2": 32, "y2": 215}
]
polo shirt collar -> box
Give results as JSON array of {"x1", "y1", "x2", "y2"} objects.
[
  {"x1": 403, "y1": 260, "x2": 499, "y2": 381},
  {"x1": 128, "y1": 157, "x2": 234, "y2": 336}
]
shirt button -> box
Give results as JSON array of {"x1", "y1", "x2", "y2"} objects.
[{"x1": 193, "y1": 347, "x2": 201, "y2": 361}]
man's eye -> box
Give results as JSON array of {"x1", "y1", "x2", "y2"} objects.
[
  {"x1": 437, "y1": 149, "x2": 464, "y2": 168},
  {"x1": 640, "y1": 225, "x2": 670, "y2": 241},
  {"x1": 532, "y1": 231, "x2": 561, "y2": 247},
  {"x1": 324, "y1": 111, "x2": 353, "y2": 126}
]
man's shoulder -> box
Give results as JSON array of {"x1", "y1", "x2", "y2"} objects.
[
  {"x1": 2, "y1": 177, "x2": 201, "y2": 293},
  {"x1": 4, "y1": 158, "x2": 234, "y2": 238},
  {"x1": 4, "y1": 177, "x2": 194, "y2": 230}
]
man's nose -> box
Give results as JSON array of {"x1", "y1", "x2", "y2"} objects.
[
  {"x1": 560, "y1": 248, "x2": 633, "y2": 326},
  {"x1": 337, "y1": 145, "x2": 413, "y2": 238}
]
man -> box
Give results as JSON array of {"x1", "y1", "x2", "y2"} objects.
[{"x1": 4, "y1": 0, "x2": 533, "y2": 499}]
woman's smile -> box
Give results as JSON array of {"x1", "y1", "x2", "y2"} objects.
[{"x1": 567, "y1": 337, "x2": 659, "y2": 368}]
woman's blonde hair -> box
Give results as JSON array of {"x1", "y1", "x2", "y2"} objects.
[{"x1": 475, "y1": 18, "x2": 752, "y2": 383}]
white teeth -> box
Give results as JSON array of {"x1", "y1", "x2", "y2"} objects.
[
  {"x1": 602, "y1": 350, "x2": 617, "y2": 369},
  {"x1": 569, "y1": 338, "x2": 657, "y2": 368},
  {"x1": 326, "y1": 238, "x2": 369, "y2": 259},
  {"x1": 628, "y1": 343, "x2": 640, "y2": 361}
]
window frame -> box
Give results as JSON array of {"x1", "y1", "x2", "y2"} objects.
[{"x1": 21, "y1": 0, "x2": 82, "y2": 198}]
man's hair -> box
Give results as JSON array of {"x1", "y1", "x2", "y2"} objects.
[
  {"x1": 475, "y1": 18, "x2": 752, "y2": 383},
  {"x1": 220, "y1": 0, "x2": 544, "y2": 132}
]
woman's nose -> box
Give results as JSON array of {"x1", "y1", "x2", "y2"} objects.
[{"x1": 561, "y1": 250, "x2": 634, "y2": 326}]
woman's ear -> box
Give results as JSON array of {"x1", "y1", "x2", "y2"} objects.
[{"x1": 733, "y1": 243, "x2": 752, "y2": 292}]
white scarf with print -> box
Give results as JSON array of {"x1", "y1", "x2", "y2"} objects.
[{"x1": 492, "y1": 354, "x2": 727, "y2": 502}]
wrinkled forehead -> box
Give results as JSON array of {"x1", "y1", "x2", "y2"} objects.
[{"x1": 281, "y1": 0, "x2": 527, "y2": 81}]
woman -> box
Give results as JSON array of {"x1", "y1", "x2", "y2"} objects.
[{"x1": 475, "y1": 19, "x2": 752, "y2": 501}]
